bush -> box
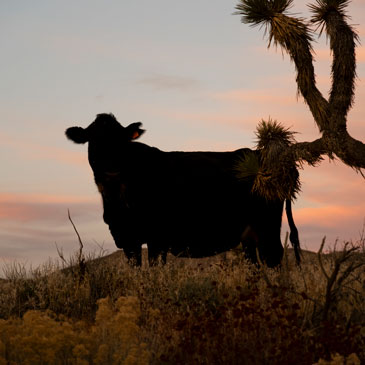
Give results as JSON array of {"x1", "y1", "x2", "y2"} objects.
[{"x1": 0, "y1": 296, "x2": 149, "y2": 364}]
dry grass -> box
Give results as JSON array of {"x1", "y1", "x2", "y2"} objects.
[{"x1": 0, "y1": 238, "x2": 364, "y2": 364}]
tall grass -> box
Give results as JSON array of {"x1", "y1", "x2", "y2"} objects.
[{"x1": 0, "y1": 237, "x2": 364, "y2": 364}]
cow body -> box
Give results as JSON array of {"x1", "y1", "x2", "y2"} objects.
[{"x1": 66, "y1": 114, "x2": 298, "y2": 267}]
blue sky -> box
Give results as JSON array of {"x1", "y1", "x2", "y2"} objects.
[{"x1": 0, "y1": 0, "x2": 364, "y2": 269}]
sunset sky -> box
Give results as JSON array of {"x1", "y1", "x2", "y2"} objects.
[{"x1": 1, "y1": 0, "x2": 364, "y2": 270}]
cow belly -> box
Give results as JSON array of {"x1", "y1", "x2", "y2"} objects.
[
  {"x1": 131, "y1": 178, "x2": 252, "y2": 257},
  {"x1": 145, "y1": 205, "x2": 246, "y2": 258}
]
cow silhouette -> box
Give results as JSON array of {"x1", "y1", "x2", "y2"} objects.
[{"x1": 66, "y1": 113, "x2": 300, "y2": 267}]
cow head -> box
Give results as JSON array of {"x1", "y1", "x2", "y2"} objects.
[
  {"x1": 65, "y1": 113, "x2": 145, "y2": 249},
  {"x1": 65, "y1": 113, "x2": 144, "y2": 171}
]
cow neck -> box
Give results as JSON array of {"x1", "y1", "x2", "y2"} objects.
[
  {"x1": 128, "y1": 141, "x2": 162, "y2": 157},
  {"x1": 125, "y1": 141, "x2": 164, "y2": 174}
]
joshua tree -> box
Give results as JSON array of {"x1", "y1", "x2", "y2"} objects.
[{"x1": 234, "y1": 0, "x2": 364, "y2": 200}]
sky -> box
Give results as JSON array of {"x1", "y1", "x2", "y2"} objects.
[{"x1": 0, "y1": 0, "x2": 364, "y2": 271}]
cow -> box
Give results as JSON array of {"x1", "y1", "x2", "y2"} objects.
[{"x1": 65, "y1": 113, "x2": 300, "y2": 267}]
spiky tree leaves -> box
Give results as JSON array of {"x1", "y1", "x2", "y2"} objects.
[
  {"x1": 254, "y1": 120, "x2": 301, "y2": 201},
  {"x1": 255, "y1": 119, "x2": 296, "y2": 149},
  {"x1": 235, "y1": 120, "x2": 301, "y2": 201},
  {"x1": 235, "y1": 0, "x2": 294, "y2": 26},
  {"x1": 235, "y1": 0, "x2": 365, "y2": 179},
  {"x1": 310, "y1": 0, "x2": 353, "y2": 31}
]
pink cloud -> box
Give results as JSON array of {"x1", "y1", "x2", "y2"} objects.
[
  {"x1": 295, "y1": 205, "x2": 363, "y2": 229},
  {"x1": 284, "y1": 161, "x2": 365, "y2": 247},
  {"x1": 146, "y1": 86, "x2": 310, "y2": 130},
  {"x1": 354, "y1": 24, "x2": 365, "y2": 38},
  {"x1": 0, "y1": 193, "x2": 99, "y2": 223},
  {"x1": 356, "y1": 47, "x2": 365, "y2": 63},
  {"x1": 207, "y1": 90, "x2": 324, "y2": 138},
  {"x1": 0, "y1": 132, "x2": 87, "y2": 167},
  {"x1": 314, "y1": 46, "x2": 365, "y2": 64},
  {"x1": 138, "y1": 73, "x2": 199, "y2": 91},
  {"x1": 0, "y1": 193, "x2": 95, "y2": 205},
  {"x1": 212, "y1": 89, "x2": 298, "y2": 106},
  {"x1": 300, "y1": 164, "x2": 365, "y2": 206},
  {"x1": 147, "y1": 106, "x2": 258, "y2": 131}
]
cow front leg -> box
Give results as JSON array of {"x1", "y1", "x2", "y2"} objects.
[
  {"x1": 123, "y1": 245, "x2": 142, "y2": 266},
  {"x1": 107, "y1": 223, "x2": 142, "y2": 266}
]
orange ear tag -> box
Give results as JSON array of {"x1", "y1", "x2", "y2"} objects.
[{"x1": 132, "y1": 131, "x2": 140, "y2": 140}]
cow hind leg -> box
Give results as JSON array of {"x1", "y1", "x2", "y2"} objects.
[
  {"x1": 240, "y1": 225, "x2": 260, "y2": 265},
  {"x1": 147, "y1": 244, "x2": 167, "y2": 266},
  {"x1": 240, "y1": 225, "x2": 283, "y2": 268},
  {"x1": 258, "y1": 239, "x2": 283, "y2": 268}
]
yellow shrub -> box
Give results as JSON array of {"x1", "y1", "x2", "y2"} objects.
[
  {"x1": 92, "y1": 296, "x2": 149, "y2": 365},
  {"x1": 0, "y1": 296, "x2": 149, "y2": 365},
  {"x1": 315, "y1": 353, "x2": 360, "y2": 365},
  {"x1": 0, "y1": 311, "x2": 78, "y2": 364}
]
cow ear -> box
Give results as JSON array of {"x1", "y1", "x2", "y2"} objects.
[
  {"x1": 65, "y1": 127, "x2": 89, "y2": 144},
  {"x1": 126, "y1": 122, "x2": 145, "y2": 140}
]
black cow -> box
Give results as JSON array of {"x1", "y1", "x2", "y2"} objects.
[{"x1": 66, "y1": 113, "x2": 300, "y2": 267}]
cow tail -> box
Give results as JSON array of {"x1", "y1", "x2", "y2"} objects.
[{"x1": 285, "y1": 199, "x2": 301, "y2": 265}]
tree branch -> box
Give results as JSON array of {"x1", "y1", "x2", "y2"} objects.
[
  {"x1": 288, "y1": 132, "x2": 365, "y2": 171},
  {"x1": 310, "y1": 0, "x2": 358, "y2": 124},
  {"x1": 271, "y1": 14, "x2": 330, "y2": 132},
  {"x1": 288, "y1": 137, "x2": 326, "y2": 166},
  {"x1": 235, "y1": 1, "x2": 331, "y2": 132},
  {"x1": 331, "y1": 130, "x2": 365, "y2": 170}
]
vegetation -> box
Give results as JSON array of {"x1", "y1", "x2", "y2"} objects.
[
  {"x1": 2, "y1": 1, "x2": 363, "y2": 363},
  {"x1": 234, "y1": 0, "x2": 365, "y2": 194},
  {"x1": 0, "y1": 236, "x2": 364, "y2": 364}
]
